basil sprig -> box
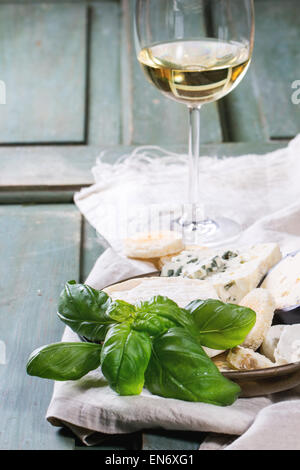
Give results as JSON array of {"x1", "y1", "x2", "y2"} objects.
[
  {"x1": 57, "y1": 281, "x2": 116, "y2": 342},
  {"x1": 145, "y1": 328, "x2": 240, "y2": 406},
  {"x1": 101, "y1": 323, "x2": 152, "y2": 395},
  {"x1": 27, "y1": 342, "x2": 102, "y2": 381},
  {"x1": 26, "y1": 281, "x2": 257, "y2": 406},
  {"x1": 185, "y1": 299, "x2": 256, "y2": 349}
]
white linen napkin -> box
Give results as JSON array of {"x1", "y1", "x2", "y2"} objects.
[
  {"x1": 74, "y1": 136, "x2": 300, "y2": 253},
  {"x1": 46, "y1": 137, "x2": 300, "y2": 449},
  {"x1": 46, "y1": 248, "x2": 272, "y2": 445}
]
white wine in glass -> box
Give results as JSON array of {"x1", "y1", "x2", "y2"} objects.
[{"x1": 135, "y1": 0, "x2": 255, "y2": 244}]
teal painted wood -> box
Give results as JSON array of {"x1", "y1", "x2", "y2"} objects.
[
  {"x1": 220, "y1": 67, "x2": 270, "y2": 142},
  {"x1": 142, "y1": 430, "x2": 206, "y2": 451},
  {"x1": 80, "y1": 218, "x2": 108, "y2": 282},
  {"x1": 74, "y1": 432, "x2": 142, "y2": 450},
  {"x1": 0, "y1": 142, "x2": 286, "y2": 203},
  {"x1": 224, "y1": 0, "x2": 300, "y2": 141},
  {"x1": 0, "y1": 145, "x2": 97, "y2": 189},
  {"x1": 87, "y1": 2, "x2": 122, "y2": 145},
  {"x1": 0, "y1": 204, "x2": 81, "y2": 449},
  {"x1": 0, "y1": 3, "x2": 87, "y2": 143},
  {"x1": 0, "y1": 191, "x2": 76, "y2": 203},
  {"x1": 121, "y1": 0, "x2": 223, "y2": 146}
]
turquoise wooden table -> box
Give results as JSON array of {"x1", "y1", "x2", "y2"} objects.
[{"x1": 0, "y1": 0, "x2": 299, "y2": 450}]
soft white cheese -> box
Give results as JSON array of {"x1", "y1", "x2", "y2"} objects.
[
  {"x1": 109, "y1": 276, "x2": 219, "y2": 308},
  {"x1": 261, "y1": 251, "x2": 300, "y2": 309},
  {"x1": 161, "y1": 243, "x2": 282, "y2": 304},
  {"x1": 260, "y1": 324, "x2": 286, "y2": 362},
  {"x1": 274, "y1": 324, "x2": 300, "y2": 364}
]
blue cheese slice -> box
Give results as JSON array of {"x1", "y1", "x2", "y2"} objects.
[{"x1": 161, "y1": 243, "x2": 282, "y2": 304}]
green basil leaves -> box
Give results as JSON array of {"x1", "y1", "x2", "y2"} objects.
[
  {"x1": 145, "y1": 328, "x2": 240, "y2": 406},
  {"x1": 136, "y1": 296, "x2": 192, "y2": 329},
  {"x1": 101, "y1": 323, "x2": 152, "y2": 395},
  {"x1": 57, "y1": 281, "x2": 115, "y2": 342},
  {"x1": 27, "y1": 342, "x2": 102, "y2": 381},
  {"x1": 185, "y1": 299, "x2": 256, "y2": 349},
  {"x1": 26, "y1": 281, "x2": 257, "y2": 406}
]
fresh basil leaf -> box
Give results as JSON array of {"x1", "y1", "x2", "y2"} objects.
[
  {"x1": 26, "y1": 342, "x2": 102, "y2": 381},
  {"x1": 105, "y1": 300, "x2": 136, "y2": 322},
  {"x1": 185, "y1": 299, "x2": 256, "y2": 349},
  {"x1": 101, "y1": 323, "x2": 152, "y2": 395},
  {"x1": 136, "y1": 296, "x2": 193, "y2": 331},
  {"x1": 145, "y1": 327, "x2": 240, "y2": 406},
  {"x1": 132, "y1": 311, "x2": 177, "y2": 337},
  {"x1": 57, "y1": 282, "x2": 115, "y2": 342}
]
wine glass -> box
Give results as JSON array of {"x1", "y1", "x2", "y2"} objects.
[{"x1": 134, "y1": 0, "x2": 255, "y2": 245}]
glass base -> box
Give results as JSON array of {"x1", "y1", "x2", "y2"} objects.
[{"x1": 174, "y1": 214, "x2": 241, "y2": 247}]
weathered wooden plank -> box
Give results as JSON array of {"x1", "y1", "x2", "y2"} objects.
[
  {"x1": 0, "y1": 191, "x2": 76, "y2": 204},
  {"x1": 121, "y1": 0, "x2": 223, "y2": 145},
  {"x1": 0, "y1": 1, "x2": 118, "y2": 3},
  {"x1": 0, "y1": 146, "x2": 97, "y2": 188},
  {"x1": 87, "y1": 2, "x2": 122, "y2": 145},
  {"x1": 0, "y1": 3, "x2": 87, "y2": 143},
  {"x1": 219, "y1": 67, "x2": 270, "y2": 142},
  {"x1": 80, "y1": 218, "x2": 108, "y2": 282},
  {"x1": 74, "y1": 431, "x2": 142, "y2": 450},
  {"x1": 142, "y1": 430, "x2": 205, "y2": 450},
  {"x1": 224, "y1": 0, "x2": 300, "y2": 141},
  {"x1": 0, "y1": 204, "x2": 81, "y2": 449},
  {"x1": 0, "y1": 142, "x2": 286, "y2": 203}
]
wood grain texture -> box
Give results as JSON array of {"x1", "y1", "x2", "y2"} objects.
[
  {"x1": 0, "y1": 204, "x2": 81, "y2": 449},
  {"x1": 0, "y1": 146, "x2": 97, "y2": 188},
  {"x1": 219, "y1": 67, "x2": 270, "y2": 142},
  {"x1": 80, "y1": 218, "x2": 108, "y2": 282},
  {"x1": 142, "y1": 430, "x2": 206, "y2": 451},
  {"x1": 0, "y1": 3, "x2": 87, "y2": 143},
  {"x1": 224, "y1": 0, "x2": 300, "y2": 141},
  {"x1": 87, "y1": 2, "x2": 122, "y2": 145},
  {"x1": 121, "y1": 0, "x2": 223, "y2": 146},
  {"x1": 0, "y1": 142, "x2": 286, "y2": 203},
  {"x1": 74, "y1": 431, "x2": 142, "y2": 450}
]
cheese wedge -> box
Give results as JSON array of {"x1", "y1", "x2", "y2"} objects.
[
  {"x1": 104, "y1": 276, "x2": 219, "y2": 308},
  {"x1": 161, "y1": 243, "x2": 282, "y2": 304},
  {"x1": 212, "y1": 353, "x2": 235, "y2": 372},
  {"x1": 124, "y1": 231, "x2": 184, "y2": 259},
  {"x1": 260, "y1": 325, "x2": 286, "y2": 362},
  {"x1": 227, "y1": 346, "x2": 275, "y2": 370},
  {"x1": 158, "y1": 244, "x2": 209, "y2": 270},
  {"x1": 240, "y1": 288, "x2": 275, "y2": 351},
  {"x1": 203, "y1": 346, "x2": 225, "y2": 358},
  {"x1": 261, "y1": 251, "x2": 300, "y2": 310},
  {"x1": 274, "y1": 324, "x2": 300, "y2": 365}
]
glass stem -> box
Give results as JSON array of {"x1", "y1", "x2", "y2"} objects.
[{"x1": 188, "y1": 105, "x2": 202, "y2": 222}]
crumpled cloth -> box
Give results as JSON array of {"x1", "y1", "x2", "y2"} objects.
[
  {"x1": 74, "y1": 136, "x2": 300, "y2": 253},
  {"x1": 46, "y1": 137, "x2": 300, "y2": 449}
]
